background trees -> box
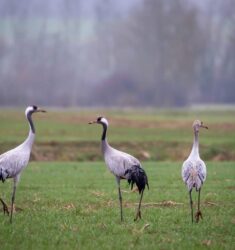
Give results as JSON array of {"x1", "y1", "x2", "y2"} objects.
[{"x1": 0, "y1": 0, "x2": 234, "y2": 107}]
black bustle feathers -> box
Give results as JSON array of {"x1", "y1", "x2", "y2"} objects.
[
  {"x1": 0, "y1": 168, "x2": 8, "y2": 183},
  {"x1": 125, "y1": 165, "x2": 149, "y2": 193}
]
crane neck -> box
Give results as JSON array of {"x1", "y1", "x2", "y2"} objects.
[
  {"x1": 24, "y1": 129, "x2": 36, "y2": 149},
  {"x1": 27, "y1": 112, "x2": 35, "y2": 134},
  {"x1": 101, "y1": 123, "x2": 107, "y2": 141},
  {"x1": 22, "y1": 113, "x2": 36, "y2": 150},
  {"x1": 190, "y1": 130, "x2": 199, "y2": 157},
  {"x1": 101, "y1": 124, "x2": 111, "y2": 155}
]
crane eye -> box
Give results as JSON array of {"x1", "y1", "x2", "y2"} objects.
[{"x1": 33, "y1": 105, "x2": 37, "y2": 110}]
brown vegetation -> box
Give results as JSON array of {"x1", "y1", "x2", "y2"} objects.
[{"x1": 0, "y1": 141, "x2": 229, "y2": 162}]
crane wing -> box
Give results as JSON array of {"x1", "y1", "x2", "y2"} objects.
[
  {"x1": 104, "y1": 149, "x2": 140, "y2": 178},
  {"x1": 103, "y1": 144, "x2": 149, "y2": 194},
  {"x1": 196, "y1": 160, "x2": 207, "y2": 183},
  {"x1": 182, "y1": 160, "x2": 193, "y2": 183},
  {"x1": 0, "y1": 148, "x2": 30, "y2": 178}
]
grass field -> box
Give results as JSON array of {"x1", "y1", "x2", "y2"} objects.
[
  {"x1": 0, "y1": 108, "x2": 235, "y2": 161},
  {"x1": 0, "y1": 162, "x2": 234, "y2": 250},
  {"x1": 0, "y1": 108, "x2": 235, "y2": 249}
]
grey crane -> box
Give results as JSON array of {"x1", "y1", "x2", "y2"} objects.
[
  {"x1": 182, "y1": 120, "x2": 208, "y2": 223},
  {"x1": 89, "y1": 117, "x2": 149, "y2": 221},
  {"x1": 0, "y1": 105, "x2": 46, "y2": 223}
]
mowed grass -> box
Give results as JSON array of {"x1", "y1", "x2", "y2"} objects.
[{"x1": 0, "y1": 162, "x2": 234, "y2": 250}]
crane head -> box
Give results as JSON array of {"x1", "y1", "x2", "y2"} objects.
[
  {"x1": 25, "y1": 106, "x2": 46, "y2": 117},
  {"x1": 193, "y1": 120, "x2": 208, "y2": 132},
  {"x1": 89, "y1": 116, "x2": 109, "y2": 126}
]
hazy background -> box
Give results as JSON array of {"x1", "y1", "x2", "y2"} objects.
[{"x1": 0, "y1": 0, "x2": 234, "y2": 108}]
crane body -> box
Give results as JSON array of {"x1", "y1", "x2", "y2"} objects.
[
  {"x1": 90, "y1": 117, "x2": 149, "y2": 221},
  {"x1": 182, "y1": 120, "x2": 208, "y2": 223},
  {"x1": 0, "y1": 106, "x2": 46, "y2": 223}
]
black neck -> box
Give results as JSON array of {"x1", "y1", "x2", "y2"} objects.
[
  {"x1": 101, "y1": 123, "x2": 107, "y2": 140},
  {"x1": 27, "y1": 112, "x2": 35, "y2": 133}
]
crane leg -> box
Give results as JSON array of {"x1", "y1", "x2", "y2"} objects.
[
  {"x1": 195, "y1": 188, "x2": 202, "y2": 223},
  {"x1": 116, "y1": 177, "x2": 123, "y2": 221},
  {"x1": 10, "y1": 180, "x2": 17, "y2": 223},
  {"x1": 0, "y1": 198, "x2": 9, "y2": 215},
  {"x1": 118, "y1": 186, "x2": 123, "y2": 221},
  {"x1": 189, "y1": 189, "x2": 193, "y2": 223},
  {"x1": 134, "y1": 190, "x2": 144, "y2": 221}
]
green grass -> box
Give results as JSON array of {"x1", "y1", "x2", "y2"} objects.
[
  {"x1": 0, "y1": 108, "x2": 235, "y2": 161},
  {"x1": 0, "y1": 162, "x2": 234, "y2": 250},
  {"x1": 0, "y1": 108, "x2": 234, "y2": 249},
  {"x1": 0, "y1": 108, "x2": 235, "y2": 143}
]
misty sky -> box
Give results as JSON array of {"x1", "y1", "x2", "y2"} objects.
[{"x1": 0, "y1": 0, "x2": 234, "y2": 107}]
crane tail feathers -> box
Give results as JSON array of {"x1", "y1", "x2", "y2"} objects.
[
  {"x1": 125, "y1": 165, "x2": 149, "y2": 194},
  {"x1": 0, "y1": 168, "x2": 8, "y2": 183}
]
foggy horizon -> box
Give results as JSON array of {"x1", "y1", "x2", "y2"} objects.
[{"x1": 0, "y1": 0, "x2": 234, "y2": 108}]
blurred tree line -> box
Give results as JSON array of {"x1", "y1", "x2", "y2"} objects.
[{"x1": 0, "y1": 0, "x2": 234, "y2": 107}]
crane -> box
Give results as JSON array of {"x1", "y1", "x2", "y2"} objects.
[
  {"x1": 89, "y1": 116, "x2": 149, "y2": 221},
  {"x1": 182, "y1": 120, "x2": 208, "y2": 223},
  {"x1": 0, "y1": 105, "x2": 46, "y2": 223}
]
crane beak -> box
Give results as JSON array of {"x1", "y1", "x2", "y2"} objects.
[
  {"x1": 88, "y1": 120, "x2": 97, "y2": 124},
  {"x1": 201, "y1": 124, "x2": 208, "y2": 129},
  {"x1": 37, "y1": 108, "x2": 47, "y2": 113}
]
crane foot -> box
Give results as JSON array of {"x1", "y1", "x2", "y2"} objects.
[
  {"x1": 195, "y1": 210, "x2": 203, "y2": 223},
  {"x1": 0, "y1": 198, "x2": 9, "y2": 216},
  {"x1": 134, "y1": 210, "x2": 142, "y2": 221}
]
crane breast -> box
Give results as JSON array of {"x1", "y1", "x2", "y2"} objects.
[{"x1": 182, "y1": 160, "x2": 206, "y2": 191}]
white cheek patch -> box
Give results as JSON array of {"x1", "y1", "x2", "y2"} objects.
[
  {"x1": 101, "y1": 118, "x2": 109, "y2": 126},
  {"x1": 25, "y1": 106, "x2": 34, "y2": 116}
]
